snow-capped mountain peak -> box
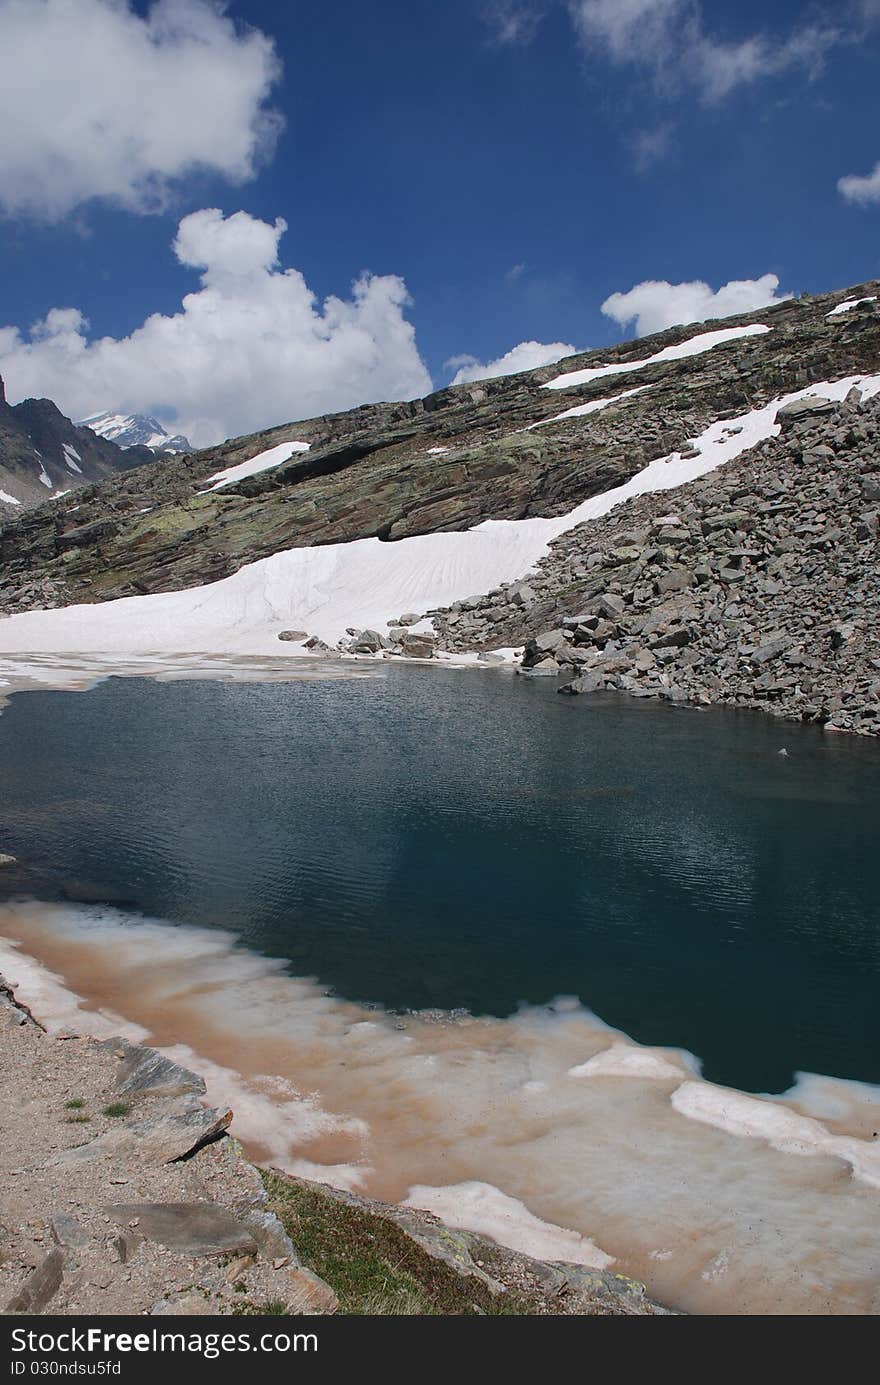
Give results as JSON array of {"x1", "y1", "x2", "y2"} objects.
[{"x1": 79, "y1": 411, "x2": 192, "y2": 454}]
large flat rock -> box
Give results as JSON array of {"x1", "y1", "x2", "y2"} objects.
[{"x1": 104, "y1": 1203, "x2": 258, "y2": 1257}]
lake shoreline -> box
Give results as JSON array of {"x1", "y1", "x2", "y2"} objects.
[
  {"x1": 1, "y1": 642, "x2": 877, "y2": 742},
  {"x1": 0, "y1": 960, "x2": 668, "y2": 1318},
  {"x1": 1, "y1": 898, "x2": 878, "y2": 1316}
]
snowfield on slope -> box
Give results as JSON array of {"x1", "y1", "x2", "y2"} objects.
[
  {"x1": 526, "y1": 384, "x2": 652, "y2": 430},
  {"x1": 62, "y1": 444, "x2": 82, "y2": 474},
  {"x1": 827, "y1": 297, "x2": 877, "y2": 318},
  {"x1": 0, "y1": 372, "x2": 877, "y2": 663},
  {"x1": 201, "y1": 439, "x2": 311, "y2": 491},
  {"x1": 542, "y1": 323, "x2": 770, "y2": 391}
]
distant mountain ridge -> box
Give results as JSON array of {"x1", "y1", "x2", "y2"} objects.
[
  {"x1": 79, "y1": 411, "x2": 192, "y2": 455},
  {"x1": 0, "y1": 377, "x2": 158, "y2": 514}
]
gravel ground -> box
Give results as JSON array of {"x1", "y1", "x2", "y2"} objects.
[{"x1": 0, "y1": 979, "x2": 334, "y2": 1316}]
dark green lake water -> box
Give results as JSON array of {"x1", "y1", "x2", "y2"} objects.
[{"x1": 1, "y1": 669, "x2": 878, "y2": 1093}]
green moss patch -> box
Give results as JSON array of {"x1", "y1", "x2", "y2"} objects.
[{"x1": 261, "y1": 1171, "x2": 537, "y2": 1316}]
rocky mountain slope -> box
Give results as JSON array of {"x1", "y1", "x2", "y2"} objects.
[
  {"x1": 0, "y1": 282, "x2": 877, "y2": 607},
  {"x1": 79, "y1": 410, "x2": 192, "y2": 455},
  {"x1": 0, "y1": 281, "x2": 878, "y2": 733},
  {"x1": 0, "y1": 378, "x2": 155, "y2": 514},
  {"x1": 429, "y1": 389, "x2": 880, "y2": 735}
]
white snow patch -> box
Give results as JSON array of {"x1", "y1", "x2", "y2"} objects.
[
  {"x1": 827, "y1": 297, "x2": 877, "y2": 318},
  {"x1": 404, "y1": 1181, "x2": 614, "y2": 1268},
  {"x1": 201, "y1": 440, "x2": 311, "y2": 491},
  {"x1": 782, "y1": 1071, "x2": 880, "y2": 1125},
  {"x1": 62, "y1": 443, "x2": 82, "y2": 473},
  {"x1": 0, "y1": 490, "x2": 21, "y2": 506},
  {"x1": 1, "y1": 371, "x2": 877, "y2": 664},
  {"x1": 527, "y1": 384, "x2": 652, "y2": 430},
  {"x1": 672, "y1": 1082, "x2": 880, "y2": 1189},
  {"x1": 543, "y1": 323, "x2": 770, "y2": 391},
  {"x1": 569, "y1": 1041, "x2": 688, "y2": 1081},
  {"x1": 426, "y1": 446, "x2": 449, "y2": 455},
  {"x1": 35, "y1": 456, "x2": 52, "y2": 489}
]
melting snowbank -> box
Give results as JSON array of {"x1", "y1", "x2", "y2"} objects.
[
  {"x1": 1, "y1": 371, "x2": 878, "y2": 682},
  {"x1": 542, "y1": 323, "x2": 771, "y2": 391},
  {"x1": 0, "y1": 900, "x2": 878, "y2": 1315},
  {"x1": 404, "y1": 1182, "x2": 614, "y2": 1268},
  {"x1": 526, "y1": 383, "x2": 652, "y2": 429},
  {"x1": 827, "y1": 297, "x2": 877, "y2": 318},
  {"x1": 201, "y1": 439, "x2": 311, "y2": 491}
]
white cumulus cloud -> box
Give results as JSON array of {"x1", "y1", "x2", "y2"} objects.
[
  {"x1": 447, "y1": 340, "x2": 578, "y2": 385},
  {"x1": 0, "y1": 209, "x2": 433, "y2": 447},
  {"x1": 838, "y1": 162, "x2": 880, "y2": 205},
  {"x1": 0, "y1": 0, "x2": 281, "y2": 220},
  {"x1": 601, "y1": 274, "x2": 790, "y2": 337}
]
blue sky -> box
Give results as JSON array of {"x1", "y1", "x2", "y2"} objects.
[{"x1": 1, "y1": 0, "x2": 879, "y2": 444}]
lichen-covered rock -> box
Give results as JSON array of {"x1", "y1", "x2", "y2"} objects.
[{"x1": 103, "y1": 1203, "x2": 258, "y2": 1257}]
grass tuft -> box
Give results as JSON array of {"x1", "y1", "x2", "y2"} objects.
[
  {"x1": 232, "y1": 1299, "x2": 289, "y2": 1316},
  {"x1": 102, "y1": 1101, "x2": 132, "y2": 1118}
]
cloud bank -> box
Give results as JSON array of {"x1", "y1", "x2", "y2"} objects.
[
  {"x1": 0, "y1": 0, "x2": 281, "y2": 220},
  {"x1": 601, "y1": 274, "x2": 790, "y2": 337},
  {"x1": 447, "y1": 340, "x2": 578, "y2": 385},
  {"x1": 0, "y1": 209, "x2": 433, "y2": 447}
]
